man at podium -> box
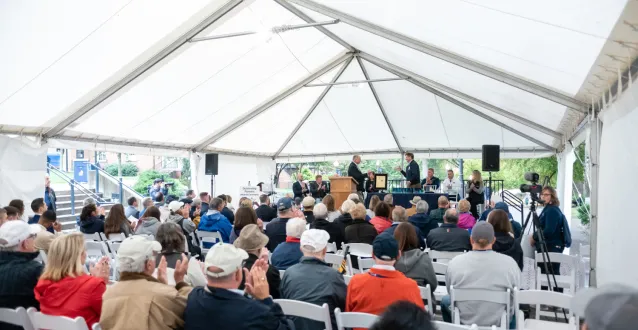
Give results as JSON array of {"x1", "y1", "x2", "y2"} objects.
[
  {"x1": 395, "y1": 152, "x2": 421, "y2": 189},
  {"x1": 348, "y1": 155, "x2": 369, "y2": 201}
]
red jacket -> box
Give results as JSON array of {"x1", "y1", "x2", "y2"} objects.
[
  {"x1": 34, "y1": 275, "x2": 106, "y2": 328},
  {"x1": 369, "y1": 216, "x2": 392, "y2": 234},
  {"x1": 346, "y1": 267, "x2": 424, "y2": 316}
]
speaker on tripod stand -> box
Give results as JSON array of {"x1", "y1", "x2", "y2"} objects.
[
  {"x1": 482, "y1": 145, "x2": 500, "y2": 205},
  {"x1": 205, "y1": 153, "x2": 218, "y2": 196}
]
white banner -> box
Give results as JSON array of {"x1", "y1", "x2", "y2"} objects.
[{"x1": 239, "y1": 186, "x2": 261, "y2": 202}]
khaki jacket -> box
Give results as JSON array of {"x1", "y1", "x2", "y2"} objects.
[{"x1": 100, "y1": 272, "x2": 192, "y2": 330}]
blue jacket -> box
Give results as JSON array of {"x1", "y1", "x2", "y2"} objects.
[
  {"x1": 383, "y1": 222, "x2": 426, "y2": 250},
  {"x1": 149, "y1": 186, "x2": 168, "y2": 201},
  {"x1": 408, "y1": 213, "x2": 439, "y2": 239},
  {"x1": 198, "y1": 211, "x2": 232, "y2": 248},
  {"x1": 184, "y1": 287, "x2": 293, "y2": 330},
  {"x1": 28, "y1": 215, "x2": 40, "y2": 225},
  {"x1": 533, "y1": 204, "x2": 567, "y2": 252},
  {"x1": 400, "y1": 160, "x2": 421, "y2": 185},
  {"x1": 271, "y1": 241, "x2": 302, "y2": 271},
  {"x1": 79, "y1": 215, "x2": 105, "y2": 234}
]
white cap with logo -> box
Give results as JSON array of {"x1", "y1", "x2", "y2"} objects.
[
  {"x1": 117, "y1": 236, "x2": 162, "y2": 263},
  {"x1": 168, "y1": 201, "x2": 185, "y2": 212},
  {"x1": 204, "y1": 243, "x2": 248, "y2": 278},
  {"x1": 300, "y1": 229, "x2": 330, "y2": 252},
  {"x1": 0, "y1": 221, "x2": 40, "y2": 248}
]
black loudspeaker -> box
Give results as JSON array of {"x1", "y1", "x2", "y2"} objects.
[
  {"x1": 205, "y1": 153, "x2": 219, "y2": 175},
  {"x1": 482, "y1": 145, "x2": 500, "y2": 172}
]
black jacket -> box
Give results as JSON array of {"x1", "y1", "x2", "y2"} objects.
[
  {"x1": 240, "y1": 254, "x2": 281, "y2": 299},
  {"x1": 0, "y1": 252, "x2": 43, "y2": 311},
  {"x1": 221, "y1": 207, "x2": 235, "y2": 225},
  {"x1": 383, "y1": 223, "x2": 426, "y2": 250},
  {"x1": 256, "y1": 204, "x2": 277, "y2": 223},
  {"x1": 365, "y1": 179, "x2": 377, "y2": 193},
  {"x1": 184, "y1": 287, "x2": 292, "y2": 330},
  {"x1": 311, "y1": 218, "x2": 345, "y2": 249},
  {"x1": 493, "y1": 232, "x2": 524, "y2": 270},
  {"x1": 309, "y1": 181, "x2": 329, "y2": 199},
  {"x1": 79, "y1": 215, "x2": 105, "y2": 234},
  {"x1": 344, "y1": 219, "x2": 377, "y2": 244},
  {"x1": 303, "y1": 211, "x2": 315, "y2": 226},
  {"x1": 292, "y1": 181, "x2": 309, "y2": 200},
  {"x1": 400, "y1": 160, "x2": 421, "y2": 185},
  {"x1": 409, "y1": 213, "x2": 440, "y2": 239},
  {"x1": 426, "y1": 223, "x2": 471, "y2": 252},
  {"x1": 45, "y1": 187, "x2": 57, "y2": 212},
  {"x1": 347, "y1": 162, "x2": 367, "y2": 192},
  {"x1": 420, "y1": 176, "x2": 441, "y2": 189},
  {"x1": 335, "y1": 213, "x2": 354, "y2": 233},
  {"x1": 533, "y1": 204, "x2": 568, "y2": 252},
  {"x1": 265, "y1": 217, "x2": 290, "y2": 252}
]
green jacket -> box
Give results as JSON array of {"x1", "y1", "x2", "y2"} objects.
[{"x1": 429, "y1": 207, "x2": 447, "y2": 223}]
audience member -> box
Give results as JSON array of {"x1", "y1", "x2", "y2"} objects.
[
  {"x1": 280, "y1": 229, "x2": 347, "y2": 330},
  {"x1": 139, "y1": 197, "x2": 153, "y2": 219},
  {"x1": 230, "y1": 207, "x2": 259, "y2": 243},
  {"x1": 217, "y1": 195, "x2": 235, "y2": 225},
  {"x1": 198, "y1": 198, "x2": 232, "y2": 247},
  {"x1": 572, "y1": 284, "x2": 638, "y2": 330},
  {"x1": 0, "y1": 209, "x2": 7, "y2": 227},
  {"x1": 406, "y1": 196, "x2": 421, "y2": 217},
  {"x1": 44, "y1": 174, "x2": 57, "y2": 212},
  {"x1": 457, "y1": 199, "x2": 476, "y2": 231},
  {"x1": 367, "y1": 195, "x2": 381, "y2": 219},
  {"x1": 104, "y1": 204, "x2": 133, "y2": 238},
  {"x1": 180, "y1": 198, "x2": 193, "y2": 218},
  {"x1": 294, "y1": 197, "x2": 302, "y2": 209},
  {"x1": 35, "y1": 233, "x2": 109, "y2": 328},
  {"x1": 8, "y1": 199, "x2": 26, "y2": 222},
  {"x1": 156, "y1": 193, "x2": 170, "y2": 221},
  {"x1": 265, "y1": 197, "x2": 295, "y2": 251},
  {"x1": 125, "y1": 197, "x2": 140, "y2": 219},
  {"x1": 135, "y1": 206, "x2": 162, "y2": 236},
  {"x1": 442, "y1": 222, "x2": 519, "y2": 327},
  {"x1": 191, "y1": 199, "x2": 202, "y2": 227},
  {"x1": 309, "y1": 174, "x2": 329, "y2": 200},
  {"x1": 101, "y1": 236, "x2": 191, "y2": 330},
  {"x1": 488, "y1": 209, "x2": 523, "y2": 270},
  {"x1": 235, "y1": 225, "x2": 281, "y2": 298},
  {"x1": 271, "y1": 218, "x2": 306, "y2": 271},
  {"x1": 409, "y1": 200, "x2": 439, "y2": 239},
  {"x1": 394, "y1": 223, "x2": 437, "y2": 291},
  {"x1": 370, "y1": 202, "x2": 393, "y2": 234},
  {"x1": 4, "y1": 206, "x2": 20, "y2": 221},
  {"x1": 429, "y1": 196, "x2": 449, "y2": 224},
  {"x1": 382, "y1": 194, "x2": 394, "y2": 218},
  {"x1": 155, "y1": 222, "x2": 188, "y2": 269},
  {"x1": 37, "y1": 209, "x2": 61, "y2": 235},
  {"x1": 322, "y1": 195, "x2": 341, "y2": 222},
  {"x1": 426, "y1": 209, "x2": 471, "y2": 252},
  {"x1": 346, "y1": 233, "x2": 424, "y2": 315},
  {"x1": 79, "y1": 204, "x2": 106, "y2": 234},
  {"x1": 382, "y1": 206, "x2": 426, "y2": 250},
  {"x1": 335, "y1": 199, "x2": 355, "y2": 230},
  {"x1": 199, "y1": 192, "x2": 211, "y2": 215},
  {"x1": 0, "y1": 221, "x2": 43, "y2": 312},
  {"x1": 348, "y1": 193, "x2": 362, "y2": 205},
  {"x1": 256, "y1": 194, "x2": 277, "y2": 223},
  {"x1": 167, "y1": 201, "x2": 196, "y2": 241},
  {"x1": 310, "y1": 203, "x2": 345, "y2": 249},
  {"x1": 344, "y1": 204, "x2": 377, "y2": 244},
  {"x1": 150, "y1": 179, "x2": 169, "y2": 202},
  {"x1": 183, "y1": 243, "x2": 293, "y2": 330},
  {"x1": 28, "y1": 198, "x2": 47, "y2": 224},
  {"x1": 226, "y1": 195, "x2": 235, "y2": 212},
  {"x1": 370, "y1": 301, "x2": 435, "y2": 330},
  {"x1": 496, "y1": 202, "x2": 523, "y2": 239},
  {"x1": 186, "y1": 189, "x2": 196, "y2": 200},
  {"x1": 302, "y1": 196, "x2": 316, "y2": 225}
]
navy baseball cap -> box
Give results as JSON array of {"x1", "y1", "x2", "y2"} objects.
[
  {"x1": 153, "y1": 178, "x2": 163, "y2": 184},
  {"x1": 372, "y1": 233, "x2": 399, "y2": 261},
  {"x1": 278, "y1": 197, "x2": 294, "y2": 211},
  {"x1": 494, "y1": 202, "x2": 513, "y2": 219}
]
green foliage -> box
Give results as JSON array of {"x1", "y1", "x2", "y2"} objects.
[
  {"x1": 461, "y1": 157, "x2": 557, "y2": 190},
  {"x1": 577, "y1": 203, "x2": 590, "y2": 225},
  {"x1": 573, "y1": 143, "x2": 586, "y2": 183},
  {"x1": 104, "y1": 163, "x2": 139, "y2": 177},
  {"x1": 133, "y1": 169, "x2": 186, "y2": 196},
  {"x1": 180, "y1": 158, "x2": 191, "y2": 187}
]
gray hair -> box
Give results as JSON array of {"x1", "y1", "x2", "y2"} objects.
[
  {"x1": 192, "y1": 198, "x2": 202, "y2": 207},
  {"x1": 210, "y1": 197, "x2": 224, "y2": 210},
  {"x1": 286, "y1": 217, "x2": 307, "y2": 238},
  {"x1": 392, "y1": 206, "x2": 408, "y2": 223},
  {"x1": 383, "y1": 194, "x2": 393, "y2": 204},
  {"x1": 341, "y1": 200, "x2": 355, "y2": 214},
  {"x1": 142, "y1": 197, "x2": 153, "y2": 208},
  {"x1": 444, "y1": 208, "x2": 459, "y2": 224},
  {"x1": 313, "y1": 203, "x2": 328, "y2": 219},
  {"x1": 83, "y1": 197, "x2": 96, "y2": 207},
  {"x1": 416, "y1": 200, "x2": 429, "y2": 214},
  {"x1": 348, "y1": 193, "x2": 360, "y2": 203}
]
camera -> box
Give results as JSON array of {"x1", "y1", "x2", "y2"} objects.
[
  {"x1": 520, "y1": 172, "x2": 542, "y2": 202},
  {"x1": 164, "y1": 182, "x2": 174, "y2": 187}
]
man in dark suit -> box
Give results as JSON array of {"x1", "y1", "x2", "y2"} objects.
[
  {"x1": 256, "y1": 194, "x2": 277, "y2": 223},
  {"x1": 292, "y1": 173, "x2": 309, "y2": 200},
  {"x1": 347, "y1": 155, "x2": 368, "y2": 201},
  {"x1": 420, "y1": 167, "x2": 441, "y2": 190},
  {"x1": 396, "y1": 152, "x2": 421, "y2": 189},
  {"x1": 309, "y1": 175, "x2": 329, "y2": 200}
]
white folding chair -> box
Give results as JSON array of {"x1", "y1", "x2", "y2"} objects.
[
  {"x1": 356, "y1": 256, "x2": 375, "y2": 273},
  {"x1": 326, "y1": 242, "x2": 337, "y2": 253},
  {"x1": 429, "y1": 250, "x2": 464, "y2": 264},
  {"x1": 515, "y1": 290, "x2": 576, "y2": 330},
  {"x1": 106, "y1": 242, "x2": 121, "y2": 259},
  {"x1": 343, "y1": 275, "x2": 352, "y2": 285},
  {"x1": 106, "y1": 233, "x2": 126, "y2": 242},
  {"x1": 534, "y1": 252, "x2": 577, "y2": 294},
  {"x1": 334, "y1": 308, "x2": 377, "y2": 330},
  {"x1": 274, "y1": 300, "x2": 332, "y2": 330},
  {"x1": 83, "y1": 232, "x2": 102, "y2": 241},
  {"x1": 432, "y1": 262, "x2": 448, "y2": 301},
  {"x1": 196, "y1": 230, "x2": 223, "y2": 253},
  {"x1": 27, "y1": 308, "x2": 89, "y2": 330},
  {"x1": 92, "y1": 323, "x2": 102, "y2": 330},
  {"x1": 39, "y1": 249, "x2": 48, "y2": 264},
  {"x1": 450, "y1": 286, "x2": 511, "y2": 330},
  {"x1": 324, "y1": 253, "x2": 345, "y2": 271},
  {"x1": 279, "y1": 270, "x2": 285, "y2": 278},
  {"x1": 418, "y1": 284, "x2": 434, "y2": 316},
  {"x1": 434, "y1": 321, "x2": 480, "y2": 330},
  {"x1": 85, "y1": 241, "x2": 109, "y2": 259},
  {"x1": 0, "y1": 307, "x2": 34, "y2": 330},
  {"x1": 343, "y1": 243, "x2": 373, "y2": 275}
]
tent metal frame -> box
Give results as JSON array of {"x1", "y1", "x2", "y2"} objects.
[{"x1": 277, "y1": 146, "x2": 549, "y2": 159}]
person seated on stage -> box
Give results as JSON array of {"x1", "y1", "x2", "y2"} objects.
[
  {"x1": 265, "y1": 197, "x2": 296, "y2": 252},
  {"x1": 365, "y1": 171, "x2": 377, "y2": 194},
  {"x1": 271, "y1": 218, "x2": 306, "y2": 271},
  {"x1": 426, "y1": 209, "x2": 471, "y2": 252},
  {"x1": 457, "y1": 199, "x2": 476, "y2": 231},
  {"x1": 293, "y1": 173, "x2": 309, "y2": 200},
  {"x1": 256, "y1": 194, "x2": 277, "y2": 223},
  {"x1": 420, "y1": 168, "x2": 441, "y2": 190},
  {"x1": 301, "y1": 197, "x2": 316, "y2": 225},
  {"x1": 344, "y1": 204, "x2": 377, "y2": 245},
  {"x1": 395, "y1": 152, "x2": 421, "y2": 189},
  {"x1": 406, "y1": 196, "x2": 421, "y2": 217},
  {"x1": 441, "y1": 169, "x2": 461, "y2": 193},
  {"x1": 382, "y1": 206, "x2": 426, "y2": 250},
  {"x1": 309, "y1": 175, "x2": 329, "y2": 200},
  {"x1": 488, "y1": 210, "x2": 523, "y2": 270},
  {"x1": 394, "y1": 223, "x2": 437, "y2": 291},
  {"x1": 335, "y1": 200, "x2": 356, "y2": 230},
  {"x1": 429, "y1": 196, "x2": 449, "y2": 224},
  {"x1": 479, "y1": 201, "x2": 522, "y2": 239},
  {"x1": 311, "y1": 203, "x2": 345, "y2": 249},
  {"x1": 346, "y1": 233, "x2": 424, "y2": 315},
  {"x1": 198, "y1": 198, "x2": 232, "y2": 247},
  {"x1": 409, "y1": 201, "x2": 439, "y2": 239},
  {"x1": 322, "y1": 195, "x2": 341, "y2": 223},
  {"x1": 370, "y1": 202, "x2": 393, "y2": 234}
]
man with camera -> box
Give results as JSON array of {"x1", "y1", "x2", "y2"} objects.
[{"x1": 149, "y1": 179, "x2": 169, "y2": 202}]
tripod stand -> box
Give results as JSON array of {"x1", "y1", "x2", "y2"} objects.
[{"x1": 522, "y1": 200, "x2": 568, "y2": 322}]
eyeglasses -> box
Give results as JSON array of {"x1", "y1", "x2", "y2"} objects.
[{"x1": 541, "y1": 193, "x2": 551, "y2": 197}]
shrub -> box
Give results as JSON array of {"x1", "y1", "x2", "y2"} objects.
[
  {"x1": 105, "y1": 163, "x2": 139, "y2": 177},
  {"x1": 133, "y1": 169, "x2": 186, "y2": 197},
  {"x1": 577, "y1": 203, "x2": 590, "y2": 226}
]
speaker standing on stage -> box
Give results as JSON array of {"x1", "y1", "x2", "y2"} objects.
[
  {"x1": 348, "y1": 155, "x2": 369, "y2": 200},
  {"x1": 309, "y1": 174, "x2": 329, "y2": 200},
  {"x1": 395, "y1": 152, "x2": 420, "y2": 189},
  {"x1": 466, "y1": 170, "x2": 484, "y2": 218},
  {"x1": 292, "y1": 173, "x2": 309, "y2": 200}
]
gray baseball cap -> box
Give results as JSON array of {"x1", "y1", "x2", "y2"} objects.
[
  {"x1": 572, "y1": 284, "x2": 638, "y2": 330},
  {"x1": 471, "y1": 221, "x2": 495, "y2": 243}
]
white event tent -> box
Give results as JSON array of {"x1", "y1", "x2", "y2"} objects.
[{"x1": 1, "y1": 0, "x2": 638, "y2": 286}]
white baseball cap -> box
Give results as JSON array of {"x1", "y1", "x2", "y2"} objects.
[
  {"x1": 117, "y1": 236, "x2": 162, "y2": 264},
  {"x1": 300, "y1": 229, "x2": 330, "y2": 252},
  {"x1": 0, "y1": 221, "x2": 40, "y2": 248},
  {"x1": 204, "y1": 243, "x2": 248, "y2": 278},
  {"x1": 168, "y1": 201, "x2": 184, "y2": 212}
]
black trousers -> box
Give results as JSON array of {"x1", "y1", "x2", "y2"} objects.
[{"x1": 467, "y1": 196, "x2": 482, "y2": 219}]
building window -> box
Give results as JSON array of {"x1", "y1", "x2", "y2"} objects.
[
  {"x1": 162, "y1": 157, "x2": 179, "y2": 169},
  {"x1": 97, "y1": 152, "x2": 107, "y2": 162},
  {"x1": 125, "y1": 153, "x2": 137, "y2": 162}
]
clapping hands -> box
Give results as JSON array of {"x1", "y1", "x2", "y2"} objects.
[{"x1": 243, "y1": 258, "x2": 270, "y2": 300}]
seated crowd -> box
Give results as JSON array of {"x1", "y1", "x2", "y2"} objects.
[{"x1": 0, "y1": 182, "x2": 629, "y2": 330}]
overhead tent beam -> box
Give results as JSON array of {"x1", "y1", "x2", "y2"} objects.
[
  {"x1": 357, "y1": 56, "x2": 404, "y2": 154},
  {"x1": 192, "y1": 52, "x2": 353, "y2": 152},
  {"x1": 278, "y1": 146, "x2": 550, "y2": 158},
  {"x1": 360, "y1": 53, "x2": 563, "y2": 139},
  {"x1": 273, "y1": 56, "x2": 354, "y2": 159},
  {"x1": 305, "y1": 77, "x2": 405, "y2": 87},
  {"x1": 43, "y1": 0, "x2": 248, "y2": 138},
  {"x1": 366, "y1": 55, "x2": 557, "y2": 151},
  {"x1": 286, "y1": 0, "x2": 588, "y2": 112}
]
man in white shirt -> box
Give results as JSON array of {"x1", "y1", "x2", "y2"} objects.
[{"x1": 441, "y1": 170, "x2": 461, "y2": 194}]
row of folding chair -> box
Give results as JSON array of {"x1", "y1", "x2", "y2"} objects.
[{"x1": 0, "y1": 307, "x2": 101, "y2": 330}]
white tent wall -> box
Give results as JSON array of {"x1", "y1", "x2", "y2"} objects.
[
  {"x1": 596, "y1": 75, "x2": 638, "y2": 286},
  {"x1": 556, "y1": 145, "x2": 575, "y2": 222},
  {"x1": 0, "y1": 135, "x2": 47, "y2": 213}
]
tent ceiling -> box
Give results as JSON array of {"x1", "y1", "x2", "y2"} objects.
[{"x1": 1, "y1": 0, "x2": 634, "y2": 159}]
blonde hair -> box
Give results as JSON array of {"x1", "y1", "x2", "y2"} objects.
[
  {"x1": 350, "y1": 204, "x2": 367, "y2": 220},
  {"x1": 341, "y1": 200, "x2": 356, "y2": 214},
  {"x1": 472, "y1": 170, "x2": 483, "y2": 183},
  {"x1": 458, "y1": 199, "x2": 471, "y2": 213},
  {"x1": 40, "y1": 233, "x2": 86, "y2": 281}
]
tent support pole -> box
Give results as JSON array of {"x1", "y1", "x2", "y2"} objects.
[
  {"x1": 588, "y1": 110, "x2": 601, "y2": 287},
  {"x1": 272, "y1": 56, "x2": 354, "y2": 159}
]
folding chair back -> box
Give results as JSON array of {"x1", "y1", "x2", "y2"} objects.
[
  {"x1": 343, "y1": 243, "x2": 372, "y2": 257},
  {"x1": 0, "y1": 307, "x2": 34, "y2": 330},
  {"x1": 85, "y1": 241, "x2": 108, "y2": 259},
  {"x1": 534, "y1": 252, "x2": 578, "y2": 268},
  {"x1": 418, "y1": 285, "x2": 434, "y2": 316},
  {"x1": 536, "y1": 267, "x2": 575, "y2": 293},
  {"x1": 343, "y1": 275, "x2": 352, "y2": 285},
  {"x1": 450, "y1": 287, "x2": 510, "y2": 329},
  {"x1": 324, "y1": 253, "x2": 345, "y2": 270},
  {"x1": 92, "y1": 323, "x2": 102, "y2": 330},
  {"x1": 196, "y1": 230, "x2": 222, "y2": 253},
  {"x1": 27, "y1": 308, "x2": 89, "y2": 330},
  {"x1": 434, "y1": 321, "x2": 479, "y2": 330},
  {"x1": 83, "y1": 233, "x2": 102, "y2": 241},
  {"x1": 274, "y1": 300, "x2": 332, "y2": 330},
  {"x1": 433, "y1": 261, "x2": 448, "y2": 282},
  {"x1": 326, "y1": 242, "x2": 337, "y2": 253},
  {"x1": 279, "y1": 270, "x2": 285, "y2": 279},
  {"x1": 106, "y1": 233, "x2": 126, "y2": 242},
  {"x1": 334, "y1": 308, "x2": 377, "y2": 330},
  {"x1": 39, "y1": 250, "x2": 48, "y2": 264},
  {"x1": 515, "y1": 290, "x2": 573, "y2": 321},
  {"x1": 429, "y1": 250, "x2": 464, "y2": 264},
  {"x1": 357, "y1": 256, "x2": 375, "y2": 273}
]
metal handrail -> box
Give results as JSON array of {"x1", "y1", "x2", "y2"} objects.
[
  {"x1": 47, "y1": 164, "x2": 107, "y2": 203},
  {"x1": 503, "y1": 190, "x2": 524, "y2": 222},
  {"x1": 89, "y1": 163, "x2": 144, "y2": 199}
]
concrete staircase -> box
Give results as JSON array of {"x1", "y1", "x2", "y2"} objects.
[{"x1": 56, "y1": 189, "x2": 114, "y2": 230}]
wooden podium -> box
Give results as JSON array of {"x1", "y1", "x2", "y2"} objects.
[{"x1": 329, "y1": 176, "x2": 357, "y2": 210}]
